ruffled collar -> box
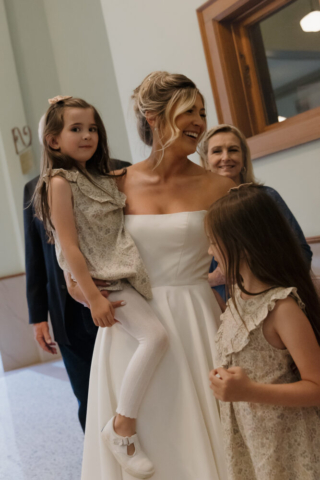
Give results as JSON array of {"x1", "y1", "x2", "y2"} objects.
[
  {"x1": 215, "y1": 286, "x2": 304, "y2": 367},
  {"x1": 49, "y1": 168, "x2": 126, "y2": 209}
]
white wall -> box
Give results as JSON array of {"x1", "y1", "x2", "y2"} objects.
[
  {"x1": 0, "y1": 134, "x2": 23, "y2": 275},
  {"x1": 0, "y1": 0, "x2": 131, "y2": 277},
  {"x1": 99, "y1": 0, "x2": 320, "y2": 238},
  {"x1": 99, "y1": 0, "x2": 218, "y2": 164},
  {"x1": 43, "y1": 0, "x2": 131, "y2": 162},
  {"x1": 0, "y1": 0, "x2": 29, "y2": 276},
  {"x1": 254, "y1": 140, "x2": 320, "y2": 237},
  {"x1": 4, "y1": 0, "x2": 61, "y2": 172},
  {"x1": 5, "y1": 0, "x2": 131, "y2": 167}
]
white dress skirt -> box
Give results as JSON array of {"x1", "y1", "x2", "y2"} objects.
[{"x1": 81, "y1": 211, "x2": 227, "y2": 480}]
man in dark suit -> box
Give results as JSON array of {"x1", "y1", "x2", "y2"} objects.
[{"x1": 23, "y1": 159, "x2": 131, "y2": 431}]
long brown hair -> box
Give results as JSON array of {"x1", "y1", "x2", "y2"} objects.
[
  {"x1": 33, "y1": 97, "x2": 122, "y2": 242},
  {"x1": 205, "y1": 185, "x2": 320, "y2": 344}
]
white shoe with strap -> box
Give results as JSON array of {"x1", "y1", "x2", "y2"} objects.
[{"x1": 101, "y1": 416, "x2": 155, "y2": 479}]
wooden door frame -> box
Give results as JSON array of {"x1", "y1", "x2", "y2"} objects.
[{"x1": 197, "y1": 0, "x2": 320, "y2": 159}]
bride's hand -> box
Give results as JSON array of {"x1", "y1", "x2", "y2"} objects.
[
  {"x1": 64, "y1": 272, "x2": 126, "y2": 320},
  {"x1": 92, "y1": 278, "x2": 111, "y2": 289},
  {"x1": 64, "y1": 272, "x2": 111, "y2": 306}
]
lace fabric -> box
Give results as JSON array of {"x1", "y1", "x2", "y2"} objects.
[
  {"x1": 215, "y1": 286, "x2": 305, "y2": 368},
  {"x1": 215, "y1": 285, "x2": 320, "y2": 480},
  {"x1": 50, "y1": 168, "x2": 152, "y2": 300}
]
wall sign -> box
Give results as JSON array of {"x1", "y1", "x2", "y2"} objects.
[{"x1": 11, "y1": 126, "x2": 34, "y2": 174}]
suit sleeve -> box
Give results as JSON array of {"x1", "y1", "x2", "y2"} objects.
[
  {"x1": 265, "y1": 187, "x2": 313, "y2": 268},
  {"x1": 23, "y1": 183, "x2": 49, "y2": 324}
]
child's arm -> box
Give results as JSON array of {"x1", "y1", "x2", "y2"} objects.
[
  {"x1": 49, "y1": 176, "x2": 115, "y2": 327},
  {"x1": 210, "y1": 297, "x2": 320, "y2": 407}
]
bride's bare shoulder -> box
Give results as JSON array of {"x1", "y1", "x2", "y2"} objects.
[
  {"x1": 113, "y1": 162, "x2": 145, "y2": 190},
  {"x1": 114, "y1": 161, "x2": 146, "y2": 175},
  {"x1": 202, "y1": 171, "x2": 235, "y2": 202},
  {"x1": 205, "y1": 170, "x2": 235, "y2": 187},
  {"x1": 112, "y1": 167, "x2": 129, "y2": 190}
]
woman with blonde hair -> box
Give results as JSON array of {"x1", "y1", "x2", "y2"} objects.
[
  {"x1": 199, "y1": 124, "x2": 255, "y2": 183},
  {"x1": 200, "y1": 124, "x2": 312, "y2": 305},
  {"x1": 76, "y1": 72, "x2": 233, "y2": 480}
]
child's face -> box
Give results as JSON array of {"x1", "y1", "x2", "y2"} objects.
[
  {"x1": 52, "y1": 108, "x2": 99, "y2": 167},
  {"x1": 208, "y1": 241, "x2": 227, "y2": 274}
]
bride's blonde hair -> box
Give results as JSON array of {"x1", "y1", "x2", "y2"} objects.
[{"x1": 132, "y1": 71, "x2": 205, "y2": 162}]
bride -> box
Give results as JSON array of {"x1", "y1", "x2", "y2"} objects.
[{"x1": 80, "y1": 71, "x2": 233, "y2": 479}]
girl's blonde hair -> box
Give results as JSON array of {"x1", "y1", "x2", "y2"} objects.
[
  {"x1": 199, "y1": 124, "x2": 256, "y2": 184},
  {"x1": 33, "y1": 97, "x2": 114, "y2": 242},
  {"x1": 132, "y1": 71, "x2": 205, "y2": 162}
]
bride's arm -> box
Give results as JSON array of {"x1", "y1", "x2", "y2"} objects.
[{"x1": 64, "y1": 272, "x2": 125, "y2": 315}]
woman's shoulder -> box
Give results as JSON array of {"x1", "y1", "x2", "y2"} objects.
[
  {"x1": 204, "y1": 171, "x2": 235, "y2": 203},
  {"x1": 261, "y1": 185, "x2": 283, "y2": 202},
  {"x1": 112, "y1": 165, "x2": 131, "y2": 191},
  {"x1": 261, "y1": 185, "x2": 299, "y2": 224},
  {"x1": 112, "y1": 166, "x2": 130, "y2": 176},
  {"x1": 205, "y1": 170, "x2": 234, "y2": 187},
  {"x1": 114, "y1": 162, "x2": 148, "y2": 189}
]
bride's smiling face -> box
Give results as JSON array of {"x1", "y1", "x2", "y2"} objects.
[{"x1": 161, "y1": 94, "x2": 207, "y2": 156}]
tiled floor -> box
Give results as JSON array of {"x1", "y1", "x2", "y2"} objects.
[{"x1": 0, "y1": 358, "x2": 83, "y2": 480}]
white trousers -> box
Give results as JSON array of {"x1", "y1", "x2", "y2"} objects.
[{"x1": 107, "y1": 287, "x2": 168, "y2": 419}]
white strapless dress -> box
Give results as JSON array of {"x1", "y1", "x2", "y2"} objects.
[{"x1": 81, "y1": 211, "x2": 227, "y2": 480}]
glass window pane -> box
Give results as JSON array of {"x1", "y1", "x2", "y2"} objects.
[{"x1": 250, "y1": 0, "x2": 320, "y2": 125}]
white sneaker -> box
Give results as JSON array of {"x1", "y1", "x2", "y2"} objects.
[{"x1": 101, "y1": 416, "x2": 155, "y2": 479}]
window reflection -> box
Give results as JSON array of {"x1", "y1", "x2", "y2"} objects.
[{"x1": 251, "y1": 0, "x2": 320, "y2": 124}]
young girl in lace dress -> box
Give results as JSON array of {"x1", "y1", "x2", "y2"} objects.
[
  {"x1": 206, "y1": 184, "x2": 320, "y2": 480},
  {"x1": 34, "y1": 96, "x2": 168, "y2": 479}
]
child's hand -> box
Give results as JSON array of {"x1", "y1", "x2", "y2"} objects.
[
  {"x1": 209, "y1": 366, "x2": 254, "y2": 402},
  {"x1": 90, "y1": 295, "x2": 116, "y2": 327}
]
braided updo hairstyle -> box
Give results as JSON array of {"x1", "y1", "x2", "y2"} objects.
[{"x1": 132, "y1": 71, "x2": 204, "y2": 157}]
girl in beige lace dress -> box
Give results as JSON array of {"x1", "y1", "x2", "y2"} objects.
[
  {"x1": 34, "y1": 96, "x2": 168, "y2": 479},
  {"x1": 206, "y1": 184, "x2": 320, "y2": 480}
]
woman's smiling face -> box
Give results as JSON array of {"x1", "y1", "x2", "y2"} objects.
[
  {"x1": 167, "y1": 93, "x2": 207, "y2": 156},
  {"x1": 207, "y1": 131, "x2": 243, "y2": 185}
]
